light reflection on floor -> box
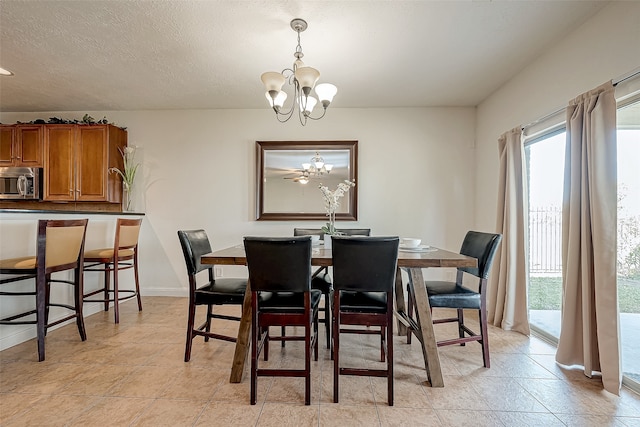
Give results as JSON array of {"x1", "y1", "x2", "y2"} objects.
[{"x1": 530, "y1": 309, "x2": 640, "y2": 385}]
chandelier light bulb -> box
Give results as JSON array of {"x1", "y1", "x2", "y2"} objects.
[
  {"x1": 299, "y1": 96, "x2": 317, "y2": 115},
  {"x1": 261, "y1": 72, "x2": 285, "y2": 92},
  {"x1": 294, "y1": 66, "x2": 320, "y2": 92},
  {"x1": 315, "y1": 83, "x2": 337, "y2": 107}
]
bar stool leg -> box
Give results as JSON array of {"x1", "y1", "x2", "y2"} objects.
[
  {"x1": 134, "y1": 251, "x2": 142, "y2": 311},
  {"x1": 74, "y1": 266, "x2": 87, "y2": 341},
  {"x1": 103, "y1": 263, "x2": 110, "y2": 312},
  {"x1": 36, "y1": 269, "x2": 47, "y2": 362},
  {"x1": 113, "y1": 260, "x2": 120, "y2": 324}
]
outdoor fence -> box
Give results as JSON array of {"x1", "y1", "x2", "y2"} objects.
[
  {"x1": 529, "y1": 206, "x2": 562, "y2": 274},
  {"x1": 530, "y1": 206, "x2": 640, "y2": 278}
]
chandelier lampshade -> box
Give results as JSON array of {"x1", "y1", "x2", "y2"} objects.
[{"x1": 260, "y1": 18, "x2": 337, "y2": 125}]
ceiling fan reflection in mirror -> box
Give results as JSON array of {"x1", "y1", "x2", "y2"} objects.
[{"x1": 283, "y1": 170, "x2": 310, "y2": 184}]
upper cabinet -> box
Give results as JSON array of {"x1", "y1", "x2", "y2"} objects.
[
  {"x1": 44, "y1": 124, "x2": 127, "y2": 202},
  {"x1": 0, "y1": 124, "x2": 44, "y2": 167}
]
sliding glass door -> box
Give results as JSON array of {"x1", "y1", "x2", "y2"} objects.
[
  {"x1": 617, "y1": 100, "x2": 640, "y2": 386},
  {"x1": 526, "y1": 131, "x2": 565, "y2": 340}
]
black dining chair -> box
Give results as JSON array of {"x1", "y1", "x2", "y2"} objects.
[
  {"x1": 177, "y1": 229, "x2": 247, "y2": 362},
  {"x1": 244, "y1": 236, "x2": 320, "y2": 405},
  {"x1": 406, "y1": 230, "x2": 502, "y2": 368},
  {"x1": 293, "y1": 227, "x2": 371, "y2": 350},
  {"x1": 331, "y1": 235, "x2": 399, "y2": 406},
  {"x1": 0, "y1": 219, "x2": 89, "y2": 361}
]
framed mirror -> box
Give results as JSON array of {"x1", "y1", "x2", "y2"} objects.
[{"x1": 256, "y1": 140, "x2": 358, "y2": 221}]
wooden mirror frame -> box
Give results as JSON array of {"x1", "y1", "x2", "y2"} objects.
[{"x1": 256, "y1": 140, "x2": 358, "y2": 221}]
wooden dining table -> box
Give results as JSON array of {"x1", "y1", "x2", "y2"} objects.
[{"x1": 201, "y1": 243, "x2": 477, "y2": 387}]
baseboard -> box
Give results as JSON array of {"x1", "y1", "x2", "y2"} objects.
[{"x1": 141, "y1": 288, "x2": 187, "y2": 297}]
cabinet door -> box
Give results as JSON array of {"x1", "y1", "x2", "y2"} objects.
[
  {"x1": 77, "y1": 126, "x2": 108, "y2": 201},
  {"x1": 44, "y1": 125, "x2": 76, "y2": 201},
  {"x1": 16, "y1": 125, "x2": 44, "y2": 167},
  {"x1": 0, "y1": 125, "x2": 16, "y2": 166}
]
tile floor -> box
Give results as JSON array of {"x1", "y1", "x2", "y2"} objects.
[{"x1": 1, "y1": 296, "x2": 640, "y2": 426}]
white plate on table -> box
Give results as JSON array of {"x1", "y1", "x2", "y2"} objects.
[{"x1": 399, "y1": 245, "x2": 434, "y2": 252}]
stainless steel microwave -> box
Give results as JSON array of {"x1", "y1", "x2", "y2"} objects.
[{"x1": 0, "y1": 167, "x2": 41, "y2": 200}]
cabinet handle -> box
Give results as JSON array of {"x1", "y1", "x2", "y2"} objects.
[
  {"x1": 76, "y1": 189, "x2": 80, "y2": 193},
  {"x1": 16, "y1": 156, "x2": 21, "y2": 159}
]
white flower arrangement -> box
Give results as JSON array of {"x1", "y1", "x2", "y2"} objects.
[
  {"x1": 109, "y1": 146, "x2": 139, "y2": 211},
  {"x1": 109, "y1": 146, "x2": 139, "y2": 190},
  {"x1": 319, "y1": 180, "x2": 356, "y2": 235}
]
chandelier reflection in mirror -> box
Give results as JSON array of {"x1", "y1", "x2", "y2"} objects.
[
  {"x1": 261, "y1": 18, "x2": 337, "y2": 126},
  {"x1": 302, "y1": 151, "x2": 333, "y2": 176},
  {"x1": 291, "y1": 152, "x2": 333, "y2": 185}
]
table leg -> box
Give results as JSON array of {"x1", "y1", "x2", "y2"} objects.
[
  {"x1": 394, "y1": 267, "x2": 407, "y2": 336},
  {"x1": 229, "y1": 279, "x2": 252, "y2": 383},
  {"x1": 407, "y1": 268, "x2": 444, "y2": 387}
]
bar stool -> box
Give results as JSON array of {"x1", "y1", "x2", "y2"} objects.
[
  {"x1": 0, "y1": 219, "x2": 89, "y2": 361},
  {"x1": 83, "y1": 218, "x2": 142, "y2": 323}
]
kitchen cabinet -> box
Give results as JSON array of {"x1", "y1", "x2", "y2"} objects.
[
  {"x1": 0, "y1": 124, "x2": 44, "y2": 167},
  {"x1": 43, "y1": 124, "x2": 127, "y2": 202}
]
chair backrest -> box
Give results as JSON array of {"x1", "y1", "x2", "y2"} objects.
[
  {"x1": 331, "y1": 236, "x2": 399, "y2": 292},
  {"x1": 458, "y1": 231, "x2": 502, "y2": 279},
  {"x1": 177, "y1": 229, "x2": 213, "y2": 276},
  {"x1": 116, "y1": 218, "x2": 142, "y2": 250},
  {"x1": 244, "y1": 236, "x2": 312, "y2": 293},
  {"x1": 293, "y1": 228, "x2": 371, "y2": 239},
  {"x1": 39, "y1": 219, "x2": 89, "y2": 271}
]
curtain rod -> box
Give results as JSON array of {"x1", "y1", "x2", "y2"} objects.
[{"x1": 522, "y1": 68, "x2": 640, "y2": 131}]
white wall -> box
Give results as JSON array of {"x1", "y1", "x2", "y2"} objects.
[
  {"x1": 0, "y1": 107, "x2": 477, "y2": 350},
  {"x1": 475, "y1": 1, "x2": 640, "y2": 230}
]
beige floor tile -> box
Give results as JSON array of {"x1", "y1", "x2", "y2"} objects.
[
  {"x1": 212, "y1": 376, "x2": 273, "y2": 404},
  {"x1": 553, "y1": 413, "x2": 630, "y2": 426},
  {"x1": 257, "y1": 402, "x2": 320, "y2": 426},
  {"x1": 377, "y1": 406, "x2": 442, "y2": 426},
  {"x1": 266, "y1": 374, "x2": 321, "y2": 404},
  {"x1": 371, "y1": 375, "x2": 431, "y2": 408},
  {"x1": 435, "y1": 409, "x2": 504, "y2": 427},
  {"x1": 131, "y1": 398, "x2": 208, "y2": 426},
  {"x1": 0, "y1": 392, "x2": 47, "y2": 424},
  {"x1": 321, "y1": 372, "x2": 376, "y2": 405},
  {"x1": 195, "y1": 401, "x2": 263, "y2": 426},
  {"x1": 494, "y1": 411, "x2": 565, "y2": 426},
  {"x1": 422, "y1": 376, "x2": 491, "y2": 411},
  {"x1": 106, "y1": 365, "x2": 178, "y2": 398},
  {"x1": 2, "y1": 394, "x2": 100, "y2": 427},
  {"x1": 159, "y1": 365, "x2": 227, "y2": 401},
  {"x1": 468, "y1": 376, "x2": 550, "y2": 412},
  {"x1": 6, "y1": 361, "x2": 91, "y2": 394},
  {"x1": 66, "y1": 396, "x2": 154, "y2": 426},
  {"x1": 60, "y1": 363, "x2": 138, "y2": 395},
  {"x1": 318, "y1": 403, "x2": 381, "y2": 426}
]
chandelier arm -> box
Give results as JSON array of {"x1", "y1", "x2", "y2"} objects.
[{"x1": 306, "y1": 108, "x2": 328, "y2": 121}]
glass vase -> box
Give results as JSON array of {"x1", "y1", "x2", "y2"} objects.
[
  {"x1": 122, "y1": 184, "x2": 133, "y2": 212},
  {"x1": 324, "y1": 234, "x2": 332, "y2": 250}
]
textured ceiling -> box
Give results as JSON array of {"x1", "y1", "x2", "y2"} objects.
[{"x1": 0, "y1": 0, "x2": 609, "y2": 112}]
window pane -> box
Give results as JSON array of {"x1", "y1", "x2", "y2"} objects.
[
  {"x1": 526, "y1": 132, "x2": 565, "y2": 340},
  {"x1": 617, "y1": 100, "x2": 640, "y2": 385}
]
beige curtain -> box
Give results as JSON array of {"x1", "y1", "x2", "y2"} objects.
[
  {"x1": 556, "y1": 81, "x2": 620, "y2": 394},
  {"x1": 487, "y1": 127, "x2": 530, "y2": 335}
]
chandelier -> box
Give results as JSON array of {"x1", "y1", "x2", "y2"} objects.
[{"x1": 260, "y1": 18, "x2": 337, "y2": 126}]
